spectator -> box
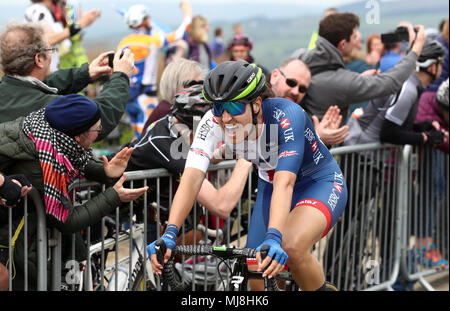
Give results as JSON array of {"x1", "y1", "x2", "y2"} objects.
[
  {"x1": 366, "y1": 33, "x2": 384, "y2": 66},
  {"x1": 177, "y1": 15, "x2": 215, "y2": 71},
  {"x1": 229, "y1": 34, "x2": 270, "y2": 78},
  {"x1": 416, "y1": 78, "x2": 449, "y2": 153},
  {"x1": 293, "y1": 12, "x2": 427, "y2": 122},
  {"x1": 269, "y1": 58, "x2": 349, "y2": 146},
  {"x1": 0, "y1": 172, "x2": 32, "y2": 291},
  {"x1": 24, "y1": 0, "x2": 100, "y2": 72},
  {"x1": 343, "y1": 40, "x2": 446, "y2": 147},
  {"x1": 344, "y1": 32, "x2": 381, "y2": 115},
  {"x1": 141, "y1": 58, "x2": 202, "y2": 133},
  {"x1": 344, "y1": 31, "x2": 378, "y2": 73},
  {"x1": 427, "y1": 18, "x2": 449, "y2": 92},
  {"x1": 378, "y1": 35, "x2": 403, "y2": 73},
  {"x1": 117, "y1": 2, "x2": 192, "y2": 138},
  {"x1": 412, "y1": 79, "x2": 449, "y2": 272},
  {"x1": 233, "y1": 23, "x2": 243, "y2": 36},
  {"x1": 57, "y1": 0, "x2": 90, "y2": 69},
  {"x1": 0, "y1": 22, "x2": 135, "y2": 139},
  {"x1": 379, "y1": 21, "x2": 417, "y2": 73},
  {"x1": 379, "y1": 40, "x2": 447, "y2": 146},
  {"x1": 224, "y1": 23, "x2": 244, "y2": 55},
  {"x1": 210, "y1": 27, "x2": 225, "y2": 62},
  {"x1": 0, "y1": 94, "x2": 148, "y2": 290},
  {"x1": 307, "y1": 8, "x2": 338, "y2": 50},
  {"x1": 0, "y1": 173, "x2": 32, "y2": 208}
]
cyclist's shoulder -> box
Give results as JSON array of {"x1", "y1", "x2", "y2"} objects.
[{"x1": 263, "y1": 97, "x2": 306, "y2": 123}]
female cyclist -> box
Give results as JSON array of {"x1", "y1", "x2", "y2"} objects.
[{"x1": 147, "y1": 60, "x2": 348, "y2": 291}]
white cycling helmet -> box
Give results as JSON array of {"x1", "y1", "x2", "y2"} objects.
[{"x1": 125, "y1": 5, "x2": 149, "y2": 28}]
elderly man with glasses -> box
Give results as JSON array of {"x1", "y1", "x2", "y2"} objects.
[
  {"x1": 270, "y1": 58, "x2": 349, "y2": 146},
  {"x1": 0, "y1": 22, "x2": 135, "y2": 139}
]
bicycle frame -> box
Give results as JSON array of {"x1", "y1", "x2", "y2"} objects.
[
  {"x1": 106, "y1": 222, "x2": 154, "y2": 291},
  {"x1": 68, "y1": 222, "x2": 155, "y2": 291}
]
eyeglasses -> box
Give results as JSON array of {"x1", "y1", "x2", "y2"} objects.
[
  {"x1": 211, "y1": 101, "x2": 248, "y2": 117},
  {"x1": 40, "y1": 47, "x2": 58, "y2": 54},
  {"x1": 88, "y1": 124, "x2": 102, "y2": 133},
  {"x1": 278, "y1": 69, "x2": 309, "y2": 93}
]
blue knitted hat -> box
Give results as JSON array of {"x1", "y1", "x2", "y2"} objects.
[{"x1": 45, "y1": 94, "x2": 101, "y2": 137}]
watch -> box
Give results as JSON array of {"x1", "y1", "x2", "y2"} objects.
[{"x1": 69, "y1": 22, "x2": 81, "y2": 37}]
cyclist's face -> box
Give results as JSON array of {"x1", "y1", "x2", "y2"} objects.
[{"x1": 216, "y1": 97, "x2": 262, "y2": 144}]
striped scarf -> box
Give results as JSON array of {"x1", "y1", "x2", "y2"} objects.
[{"x1": 22, "y1": 109, "x2": 92, "y2": 223}]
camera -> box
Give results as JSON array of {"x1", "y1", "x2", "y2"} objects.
[{"x1": 381, "y1": 26, "x2": 410, "y2": 44}]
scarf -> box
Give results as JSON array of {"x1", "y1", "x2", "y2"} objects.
[{"x1": 22, "y1": 109, "x2": 92, "y2": 223}]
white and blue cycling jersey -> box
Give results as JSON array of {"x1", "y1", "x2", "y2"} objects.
[{"x1": 185, "y1": 97, "x2": 347, "y2": 247}]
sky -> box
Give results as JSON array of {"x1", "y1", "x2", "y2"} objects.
[{"x1": 0, "y1": 0, "x2": 369, "y2": 25}]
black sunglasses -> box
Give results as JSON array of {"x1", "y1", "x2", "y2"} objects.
[{"x1": 278, "y1": 69, "x2": 308, "y2": 93}]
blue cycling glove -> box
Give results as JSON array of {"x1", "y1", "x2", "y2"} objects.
[
  {"x1": 146, "y1": 224, "x2": 179, "y2": 257},
  {"x1": 256, "y1": 228, "x2": 288, "y2": 265}
]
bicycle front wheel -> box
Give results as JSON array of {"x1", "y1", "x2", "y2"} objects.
[{"x1": 131, "y1": 264, "x2": 158, "y2": 291}]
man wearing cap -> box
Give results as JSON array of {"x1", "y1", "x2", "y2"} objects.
[
  {"x1": 0, "y1": 22, "x2": 135, "y2": 139},
  {"x1": 0, "y1": 94, "x2": 148, "y2": 290}
]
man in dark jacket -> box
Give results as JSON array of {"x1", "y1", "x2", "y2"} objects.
[
  {"x1": 292, "y1": 12, "x2": 427, "y2": 122},
  {"x1": 0, "y1": 22, "x2": 135, "y2": 139}
]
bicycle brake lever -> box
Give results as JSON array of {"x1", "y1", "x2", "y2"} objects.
[
  {"x1": 155, "y1": 239, "x2": 167, "y2": 266},
  {"x1": 260, "y1": 245, "x2": 270, "y2": 290},
  {"x1": 260, "y1": 244, "x2": 270, "y2": 261}
]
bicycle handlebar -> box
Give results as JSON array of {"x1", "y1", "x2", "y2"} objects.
[{"x1": 155, "y1": 241, "x2": 280, "y2": 291}]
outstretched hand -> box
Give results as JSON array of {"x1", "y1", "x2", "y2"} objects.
[
  {"x1": 103, "y1": 147, "x2": 133, "y2": 179},
  {"x1": 112, "y1": 174, "x2": 149, "y2": 203}
]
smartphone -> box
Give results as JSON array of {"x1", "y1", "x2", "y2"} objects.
[
  {"x1": 108, "y1": 51, "x2": 125, "y2": 68},
  {"x1": 108, "y1": 53, "x2": 114, "y2": 68}
]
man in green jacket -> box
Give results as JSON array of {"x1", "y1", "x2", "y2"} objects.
[{"x1": 0, "y1": 22, "x2": 135, "y2": 139}]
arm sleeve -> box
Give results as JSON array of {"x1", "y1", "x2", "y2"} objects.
[
  {"x1": 83, "y1": 159, "x2": 118, "y2": 187},
  {"x1": 92, "y1": 72, "x2": 130, "y2": 140},
  {"x1": 185, "y1": 112, "x2": 219, "y2": 173},
  {"x1": 165, "y1": 16, "x2": 192, "y2": 45},
  {"x1": 380, "y1": 118, "x2": 424, "y2": 145},
  {"x1": 49, "y1": 187, "x2": 121, "y2": 234},
  {"x1": 43, "y1": 63, "x2": 92, "y2": 94},
  {"x1": 345, "y1": 52, "x2": 418, "y2": 104}
]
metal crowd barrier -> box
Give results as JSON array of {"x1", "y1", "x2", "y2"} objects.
[
  {"x1": 400, "y1": 145, "x2": 449, "y2": 290},
  {"x1": 1, "y1": 188, "x2": 47, "y2": 291},
  {"x1": 318, "y1": 143, "x2": 403, "y2": 290},
  {"x1": 2, "y1": 143, "x2": 448, "y2": 291}
]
